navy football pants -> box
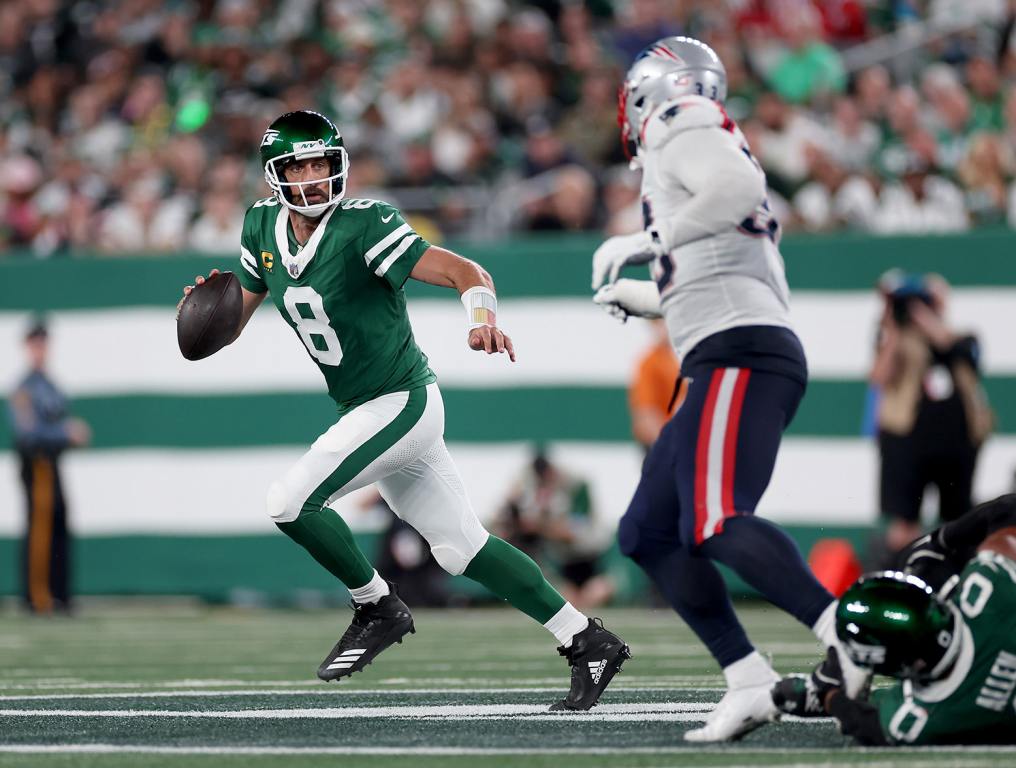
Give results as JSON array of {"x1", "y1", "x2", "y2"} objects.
[{"x1": 619, "y1": 366, "x2": 833, "y2": 667}]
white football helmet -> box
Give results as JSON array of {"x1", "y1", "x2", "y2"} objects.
[{"x1": 618, "y1": 36, "x2": 728, "y2": 165}]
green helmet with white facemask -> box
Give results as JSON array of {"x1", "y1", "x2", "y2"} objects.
[{"x1": 259, "y1": 110, "x2": 349, "y2": 218}]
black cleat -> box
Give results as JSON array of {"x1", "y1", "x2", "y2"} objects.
[
  {"x1": 550, "y1": 618, "x2": 631, "y2": 711},
  {"x1": 317, "y1": 585, "x2": 415, "y2": 681}
]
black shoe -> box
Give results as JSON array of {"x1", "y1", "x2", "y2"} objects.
[
  {"x1": 771, "y1": 674, "x2": 826, "y2": 718},
  {"x1": 550, "y1": 618, "x2": 631, "y2": 711},
  {"x1": 317, "y1": 585, "x2": 415, "y2": 681}
]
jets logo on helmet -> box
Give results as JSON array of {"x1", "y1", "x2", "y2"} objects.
[
  {"x1": 617, "y1": 36, "x2": 727, "y2": 166},
  {"x1": 259, "y1": 110, "x2": 349, "y2": 219},
  {"x1": 843, "y1": 638, "x2": 887, "y2": 666}
]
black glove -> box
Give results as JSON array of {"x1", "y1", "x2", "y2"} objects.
[
  {"x1": 898, "y1": 529, "x2": 974, "y2": 591},
  {"x1": 812, "y1": 645, "x2": 846, "y2": 702},
  {"x1": 771, "y1": 674, "x2": 825, "y2": 717},
  {"x1": 772, "y1": 646, "x2": 847, "y2": 718}
]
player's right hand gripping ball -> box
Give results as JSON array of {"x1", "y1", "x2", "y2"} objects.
[{"x1": 177, "y1": 271, "x2": 243, "y2": 360}]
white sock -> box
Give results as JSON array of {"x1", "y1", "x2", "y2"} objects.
[
  {"x1": 543, "y1": 602, "x2": 589, "y2": 647},
  {"x1": 812, "y1": 600, "x2": 838, "y2": 648},
  {"x1": 348, "y1": 570, "x2": 390, "y2": 605},
  {"x1": 723, "y1": 650, "x2": 776, "y2": 689}
]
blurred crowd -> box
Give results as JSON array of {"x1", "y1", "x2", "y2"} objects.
[{"x1": 3, "y1": 0, "x2": 1016, "y2": 256}]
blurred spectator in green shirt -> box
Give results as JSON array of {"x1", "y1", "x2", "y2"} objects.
[{"x1": 768, "y1": 11, "x2": 845, "y2": 105}]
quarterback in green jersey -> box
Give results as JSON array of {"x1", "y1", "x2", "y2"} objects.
[
  {"x1": 773, "y1": 493, "x2": 1016, "y2": 745},
  {"x1": 179, "y1": 110, "x2": 629, "y2": 710}
]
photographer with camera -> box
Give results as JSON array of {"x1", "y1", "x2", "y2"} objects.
[{"x1": 870, "y1": 271, "x2": 993, "y2": 558}]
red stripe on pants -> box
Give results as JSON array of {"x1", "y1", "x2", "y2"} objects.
[
  {"x1": 717, "y1": 369, "x2": 751, "y2": 536},
  {"x1": 694, "y1": 370, "x2": 725, "y2": 545}
]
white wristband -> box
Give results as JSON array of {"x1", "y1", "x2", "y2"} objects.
[{"x1": 461, "y1": 286, "x2": 497, "y2": 328}]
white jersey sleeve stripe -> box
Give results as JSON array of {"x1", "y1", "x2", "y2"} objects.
[
  {"x1": 364, "y1": 223, "x2": 412, "y2": 266},
  {"x1": 374, "y1": 235, "x2": 419, "y2": 277},
  {"x1": 240, "y1": 246, "x2": 260, "y2": 279}
]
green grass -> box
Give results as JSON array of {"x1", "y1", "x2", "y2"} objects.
[{"x1": 0, "y1": 603, "x2": 1008, "y2": 767}]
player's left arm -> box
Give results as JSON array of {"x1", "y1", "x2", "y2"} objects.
[
  {"x1": 410, "y1": 245, "x2": 516, "y2": 362},
  {"x1": 785, "y1": 647, "x2": 888, "y2": 745},
  {"x1": 900, "y1": 494, "x2": 1016, "y2": 587}
]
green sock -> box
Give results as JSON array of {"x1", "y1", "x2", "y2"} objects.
[
  {"x1": 276, "y1": 509, "x2": 374, "y2": 589},
  {"x1": 462, "y1": 535, "x2": 566, "y2": 623}
]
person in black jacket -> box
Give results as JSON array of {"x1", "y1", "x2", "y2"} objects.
[{"x1": 870, "y1": 272, "x2": 993, "y2": 557}]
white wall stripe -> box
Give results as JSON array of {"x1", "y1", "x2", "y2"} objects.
[
  {"x1": 3, "y1": 438, "x2": 1016, "y2": 536},
  {"x1": 703, "y1": 369, "x2": 739, "y2": 541},
  {"x1": 363, "y1": 223, "x2": 412, "y2": 266},
  {"x1": 375, "y1": 235, "x2": 419, "y2": 277},
  {"x1": 3, "y1": 291, "x2": 1015, "y2": 395}
]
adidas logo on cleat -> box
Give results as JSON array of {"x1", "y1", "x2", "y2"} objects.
[
  {"x1": 588, "y1": 660, "x2": 607, "y2": 685},
  {"x1": 326, "y1": 648, "x2": 367, "y2": 672}
]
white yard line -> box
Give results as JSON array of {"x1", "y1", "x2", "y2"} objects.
[
  {"x1": 0, "y1": 702, "x2": 711, "y2": 718},
  {"x1": 0, "y1": 702, "x2": 838, "y2": 724},
  {"x1": 0, "y1": 686, "x2": 724, "y2": 702},
  {"x1": 0, "y1": 745, "x2": 1013, "y2": 757}
]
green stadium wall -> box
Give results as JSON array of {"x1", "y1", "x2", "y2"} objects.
[{"x1": 1, "y1": 231, "x2": 1015, "y2": 600}]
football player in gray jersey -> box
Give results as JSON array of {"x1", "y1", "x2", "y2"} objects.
[{"x1": 592, "y1": 37, "x2": 868, "y2": 741}]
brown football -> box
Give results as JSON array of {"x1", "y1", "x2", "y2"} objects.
[{"x1": 177, "y1": 271, "x2": 243, "y2": 361}]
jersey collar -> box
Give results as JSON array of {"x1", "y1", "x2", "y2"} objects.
[{"x1": 274, "y1": 204, "x2": 337, "y2": 279}]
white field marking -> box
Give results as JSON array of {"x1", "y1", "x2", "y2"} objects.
[
  {"x1": 0, "y1": 686, "x2": 724, "y2": 702},
  {"x1": 0, "y1": 703, "x2": 715, "y2": 718},
  {"x1": 1, "y1": 745, "x2": 1014, "y2": 757},
  {"x1": 372, "y1": 680, "x2": 730, "y2": 689},
  {"x1": 0, "y1": 678, "x2": 727, "y2": 693},
  {"x1": 0, "y1": 679, "x2": 317, "y2": 691},
  {"x1": 0, "y1": 703, "x2": 835, "y2": 724}
]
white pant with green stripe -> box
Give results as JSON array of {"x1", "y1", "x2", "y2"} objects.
[{"x1": 266, "y1": 382, "x2": 490, "y2": 575}]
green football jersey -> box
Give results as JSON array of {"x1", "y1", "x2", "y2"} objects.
[
  {"x1": 872, "y1": 551, "x2": 1016, "y2": 745},
  {"x1": 236, "y1": 196, "x2": 436, "y2": 410}
]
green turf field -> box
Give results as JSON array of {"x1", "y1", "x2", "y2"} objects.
[{"x1": 0, "y1": 603, "x2": 1010, "y2": 767}]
